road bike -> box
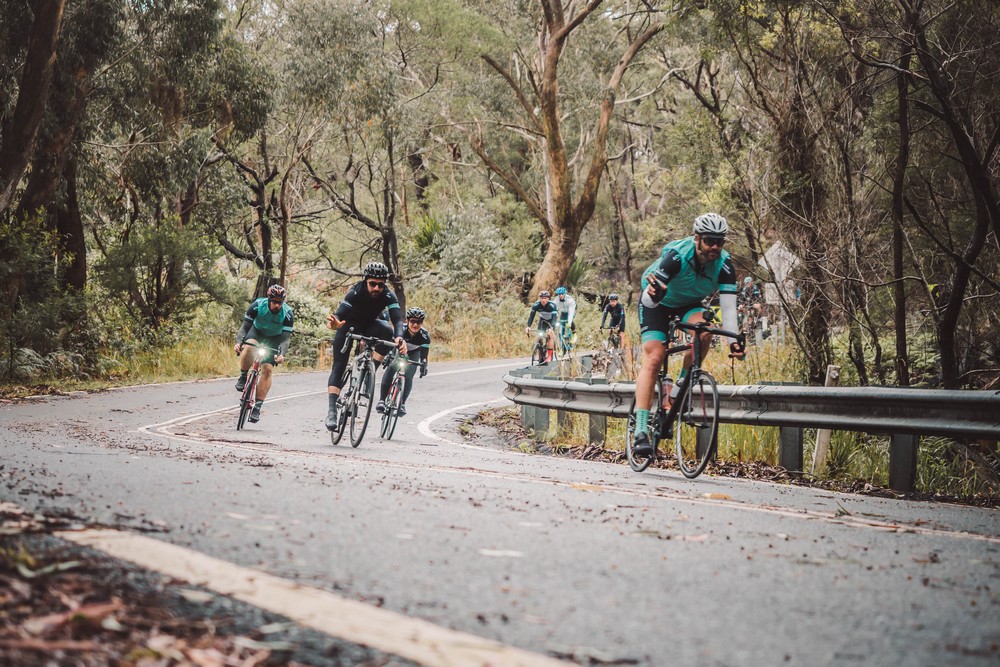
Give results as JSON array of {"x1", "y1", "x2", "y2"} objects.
[
  {"x1": 379, "y1": 352, "x2": 419, "y2": 440},
  {"x1": 555, "y1": 322, "x2": 574, "y2": 360},
  {"x1": 236, "y1": 342, "x2": 280, "y2": 430},
  {"x1": 529, "y1": 328, "x2": 550, "y2": 366},
  {"x1": 599, "y1": 326, "x2": 625, "y2": 378},
  {"x1": 625, "y1": 311, "x2": 744, "y2": 477},
  {"x1": 330, "y1": 330, "x2": 383, "y2": 448}
]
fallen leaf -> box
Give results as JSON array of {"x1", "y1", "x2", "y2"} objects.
[
  {"x1": 702, "y1": 493, "x2": 732, "y2": 500},
  {"x1": 179, "y1": 589, "x2": 215, "y2": 603}
]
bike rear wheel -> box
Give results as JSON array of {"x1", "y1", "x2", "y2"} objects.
[
  {"x1": 625, "y1": 393, "x2": 662, "y2": 473},
  {"x1": 383, "y1": 376, "x2": 404, "y2": 440},
  {"x1": 674, "y1": 370, "x2": 720, "y2": 478},
  {"x1": 236, "y1": 370, "x2": 257, "y2": 430},
  {"x1": 349, "y1": 361, "x2": 376, "y2": 447},
  {"x1": 330, "y1": 368, "x2": 353, "y2": 446}
]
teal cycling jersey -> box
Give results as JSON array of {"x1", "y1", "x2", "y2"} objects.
[
  {"x1": 640, "y1": 237, "x2": 737, "y2": 307},
  {"x1": 245, "y1": 298, "x2": 295, "y2": 338}
]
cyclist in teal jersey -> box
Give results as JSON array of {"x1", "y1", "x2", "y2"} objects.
[
  {"x1": 633, "y1": 213, "x2": 745, "y2": 457},
  {"x1": 234, "y1": 284, "x2": 294, "y2": 423},
  {"x1": 526, "y1": 290, "x2": 559, "y2": 363}
]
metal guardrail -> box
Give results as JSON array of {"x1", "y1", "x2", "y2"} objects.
[{"x1": 502, "y1": 365, "x2": 1000, "y2": 492}]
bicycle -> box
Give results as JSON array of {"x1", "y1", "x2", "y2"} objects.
[
  {"x1": 598, "y1": 327, "x2": 625, "y2": 379},
  {"x1": 379, "y1": 352, "x2": 419, "y2": 440},
  {"x1": 330, "y1": 330, "x2": 383, "y2": 448},
  {"x1": 555, "y1": 322, "x2": 574, "y2": 360},
  {"x1": 236, "y1": 342, "x2": 280, "y2": 430},
  {"x1": 529, "y1": 328, "x2": 550, "y2": 366},
  {"x1": 625, "y1": 311, "x2": 744, "y2": 478}
]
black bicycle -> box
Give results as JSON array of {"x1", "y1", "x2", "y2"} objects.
[
  {"x1": 529, "y1": 328, "x2": 550, "y2": 366},
  {"x1": 626, "y1": 311, "x2": 744, "y2": 477},
  {"x1": 236, "y1": 342, "x2": 280, "y2": 430},
  {"x1": 330, "y1": 330, "x2": 383, "y2": 448},
  {"x1": 379, "y1": 352, "x2": 418, "y2": 440}
]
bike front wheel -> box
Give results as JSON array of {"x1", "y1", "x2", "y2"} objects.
[
  {"x1": 674, "y1": 370, "x2": 720, "y2": 479},
  {"x1": 236, "y1": 370, "x2": 257, "y2": 430},
  {"x1": 382, "y1": 376, "x2": 404, "y2": 440},
  {"x1": 625, "y1": 395, "x2": 662, "y2": 473},
  {"x1": 349, "y1": 361, "x2": 376, "y2": 447}
]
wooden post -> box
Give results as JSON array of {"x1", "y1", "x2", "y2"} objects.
[{"x1": 812, "y1": 365, "x2": 841, "y2": 475}]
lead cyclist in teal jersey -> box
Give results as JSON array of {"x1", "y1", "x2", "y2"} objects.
[{"x1": 632, "y1": 213, "x2": 745, "y2": 457}]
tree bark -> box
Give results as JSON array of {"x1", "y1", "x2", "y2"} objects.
[
  {"x1": 891, "y1": 49, "x2": 911, "y2": 386},
  {"x1": 0, "y1": 0, "x2": 66, "y2": 215}
]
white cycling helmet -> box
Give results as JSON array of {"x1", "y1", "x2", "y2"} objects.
[{"x1": 693, "y1": 213, "x2": 729, "y2": 236}]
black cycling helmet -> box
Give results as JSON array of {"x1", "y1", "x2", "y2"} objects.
[
  {"x1": 266, "y1": 284, "x2": 287, "y2": 301},
  {"x1": 405, "y1": 306, "x2": 426, "y2": 322},
  {"x1": 608, "y1": 293, "x2": 619, "y2": 301},
  {"x1": 363, "y1": 262, "x2": 390, "y2": 279}
]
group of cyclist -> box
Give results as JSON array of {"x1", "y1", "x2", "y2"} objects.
[
  {"x1": 236, "y1": 211, "x2": 750, "y2": 458},
  {"x1": 233, "y1": 262, "x2": 431, "y2": 432}
]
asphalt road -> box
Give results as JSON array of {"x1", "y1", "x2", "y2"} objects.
[{"x1": 2, "y1": 358, "x2": 999, "y2": 666}]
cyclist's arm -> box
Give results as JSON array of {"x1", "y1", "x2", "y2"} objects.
[
  {"x1": 567, "y1": 296, "x2": 576, "y2": 324},
  {"x1": 386, "y1": 301, "x2": 405, "y2": 339},
  {"x1": 640, "y1": 249, "x2": 682, "y2": 307},
  {"x1": 618, "y1": 307, "x2": 627, "y2": 331},
  {"x1": 600, "y1": 307, "x2": 608, "y2": 329},
  {"x1": 235, "y1": 302, "x2": 257, "y2": 346},
  {"x1": 277, "y1": 310, "x2": 294, "y2": 356},
  {"x1": 717, "y1": 257, "x2": 741, "y2": 343},
  {"x1": 526, "y1": 303, "x2": 538, "y2": 329}
]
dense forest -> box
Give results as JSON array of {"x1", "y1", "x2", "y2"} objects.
[{"x1": 1, "y1": 0, "x2": 997, "y2": 390}]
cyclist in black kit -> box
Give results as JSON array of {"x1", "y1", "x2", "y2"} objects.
[
  {"x1": 376, "y1": 306, "x2": 430, "y2": 418},
  {"x1": 324, "y1": 262, "x2": 405, "y2": 430},
  {"x1": 600, "y1": 293, "x2": 626, "y2": 334},
  {"x1": 525, "y1": 290, "x2": 559, "y2": 363}
]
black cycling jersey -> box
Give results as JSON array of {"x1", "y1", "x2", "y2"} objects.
[
  {"x1": 601, "y1": 302, "x2": 626, "y2": 331},
  {"x1": 526, "y1": 300, "x2": 559, "y2": 329},
  {"x1": 335, "y1": 280, "x2": 404, "y2": 338}
]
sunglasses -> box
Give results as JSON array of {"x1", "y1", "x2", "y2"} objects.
[
  {"x1": 407, "y1": 318, "x2": 423, "y2": 325},
  {"x1": 701, "y1": 235, "x2": 726, "y2": 247},
  {"x1": 366, "y1": 280, "x2": 386, "y2": 289},
  {"x1": 268, "y1": 299, "x2": 283, "y2": 305}
]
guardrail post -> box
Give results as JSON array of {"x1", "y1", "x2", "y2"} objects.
[
  {"x1": 533, "y1": 403, "x2": 550, "y2": 439},
  {"x1": 589, "y1": 377, "x2": 607, "y2": 445},
  {"x1": 521, "y1": 403, "x2": 535, "y2": 431},
  {"x1": 779, "y1": 427, "x2": 803, "y2": 472},
  {"x1": 889, "y1": 434, "x2": 919, "y2": 492},
  {"x1": 557, "y1": 405, "x2": 571, "y2": 434}
]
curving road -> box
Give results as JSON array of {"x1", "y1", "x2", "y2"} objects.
[{"x1": 2, "y1": 358, "x2": 999, "y2": 666}]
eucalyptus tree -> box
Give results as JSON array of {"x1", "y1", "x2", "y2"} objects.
[
  {"x1": 457, "y1": 0, "x2": 666, "y2": 296},
  {"x1": 83, "y1": 0, "x2": 270, "y2": 329}
]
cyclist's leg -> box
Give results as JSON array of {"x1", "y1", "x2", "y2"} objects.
[
  {"x1": 326, "y1": 327, "x2": 351, "y2": 428},
  {"x1": 400, "y1": 352, "x2": 420, "y2": 405},
  {"x1": 674, "y1": 305, "x2": 712, "y2": 397},
  {"x1": 636, "y1": 303, "x2": 670, "y2": 437},
  {"x1": 239, "y1": 332, "x2": 262, "y2": 372}
]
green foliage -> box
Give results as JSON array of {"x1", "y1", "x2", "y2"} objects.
[
  {"x1": 412, "y1": 214, "x2": 443, "y2": 261},
  {"x1": 0, "y1": 216, "x2": 87, "y2": 379}
]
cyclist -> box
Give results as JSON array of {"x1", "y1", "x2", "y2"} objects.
[
  {"x1": 525, "y1": 290, "x2": 558, "y2": 363},
  {"x1": 600, "y1": 293, "x2": 626, "y2": 341},
  {"x1": 633, "y1": 213, "x2": 745, "y2": 457},
  {"x1": 554, "y1": 286, "x2": 577, "y2": 349},
  {"x1": 324, "y1": 262, "x2": 406, "y2": 431},
  {"x1": 234, "y1": 284, "x2": 294, "y2": 423},
  {"x1": 738, "y1": 275, "x2": 763, "y2": 332},
  {"x1": 376, "y1": 306, "x2": 430, "y2": 417}
]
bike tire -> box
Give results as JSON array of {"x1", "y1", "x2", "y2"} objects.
[
  {"x1": 625, "y1": 395, "x2": 661, "y2": 473},
  {"x1": 330, "y1": 368, "x2": 353, "y2": 446},
  {"x1": 236, "y1": 371, "x2": 257, "y2": 430},
  {"x1": 384, "y1": 377, "x2": 404, "y2": 440},
  {"x1": 674, "y1": 370, "x2": 720, "y2": 479},
  {"x1": 349, "y1": 360, "x2": 376, "y2": 447}
]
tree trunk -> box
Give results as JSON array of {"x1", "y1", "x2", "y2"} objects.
[
  {"x1": 0, "y1": 0, "x2": 66, "y2": 215},
  {"x1": 891, "y1": 50, "x2": 911, "y2": 386},
  {"x1": 54, "y1": 157, "x2": 86, "y2": 290}
]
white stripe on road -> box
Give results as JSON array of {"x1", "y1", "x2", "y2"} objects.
[{"x1": 57, "y1": 528, "x2": 570, "y2": 667}]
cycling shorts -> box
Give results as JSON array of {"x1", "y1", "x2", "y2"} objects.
[
  {"x1": 638, "y1": 301, "x2": 704, "y2": 344},
  {"x1": 243, "y1": 327, "x2": 282, "y2": 364}
]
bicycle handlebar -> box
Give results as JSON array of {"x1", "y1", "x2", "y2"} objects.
[{"x1": 340, "y1": 328, "x2": 389, "y2": 354}]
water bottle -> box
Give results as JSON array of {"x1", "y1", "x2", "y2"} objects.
[{"x1": 661, "y1": 375, "x2": 673, "y2": 409}]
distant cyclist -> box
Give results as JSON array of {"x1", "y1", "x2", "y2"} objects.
[
  {"x1": 234, "y1": 284, "x2": 294, "y2": 423},
  {"x1": 633, "y1": 213, "x2": 745, "y2": 457},
  {"x1": 600, "y1": 293, "x2": 626, "y2": 338},
  {"x1": 554, "y1": 286, "x2": 577, "y2": 346},
  {"x1": 324, "y1": 262, "x2": 406, "y2": 431},
  {"x1": 525, "y1": 290, "x2": 558, "y2": 363},
  {"x1": 738, "y1": 275, "x2": 763, "y2": 332},
  {"x1": 376, "y1": 306, "x2": 431, "y2": 417}
]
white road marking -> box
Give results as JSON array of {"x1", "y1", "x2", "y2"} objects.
[{"x1": 57, "y1": 528, "x2": 570, "y2": 667}]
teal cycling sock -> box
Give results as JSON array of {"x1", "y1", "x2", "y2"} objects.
[{"x1": 635, "y1": 409, "x2": 650, "y2": 435}]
